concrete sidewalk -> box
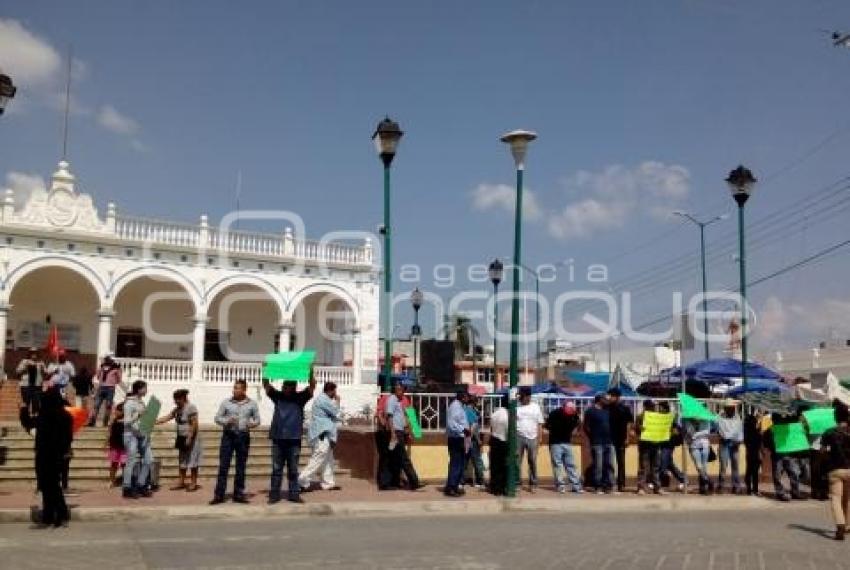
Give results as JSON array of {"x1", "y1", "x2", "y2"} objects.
[{"x1": 0, "y1": 477, "x2": 814, "y2": 523}]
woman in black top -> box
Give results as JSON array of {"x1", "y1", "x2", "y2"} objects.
[{"x1": 20, "y1": 387, "x2": 73, "y2": 527}]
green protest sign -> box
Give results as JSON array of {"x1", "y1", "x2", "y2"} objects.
[
  {"x1": 773, "y1": 422, "x2": 810, "y2": 454},
  {"x1": 404, "y1": 407, "x2": 422, "y2": 439},
  {"x1": 262, "y1": 351, "x2": 315, "y2": 382},
  {"x1": 678, "y1": 393, "x2": 718, "y2": 421},
  {"x1": 803, "y1": 408, "x2": 837, "y2": 436},
  {"x1": 138, "y1": 396, "x2": 161, "y2": 436}
]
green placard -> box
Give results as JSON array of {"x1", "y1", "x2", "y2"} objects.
[
  {"x1": 404, "y1": 406, "x2": 422, "y2": 440},
  {"x1": 138, "y1": 396, "x2": 161, "y2": 436},
  {"x1": 773, "y1": 422, "x2": 810, "y2": 454},
  {"x1": 262, "y1": 351, "x2": 315, "y2": 382},
  {"x1": 803, "y1": 408, "x2": 837, "y2": 436},
  {"x1": 678, "y1": 393, "x2": 718, "y2": 421}
]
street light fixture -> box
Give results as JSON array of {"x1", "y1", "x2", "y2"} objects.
[
  {"x1": 373, "y1": 116, "x2": 404, "y2": 392},
  {"x1": 488, "y1": 259, "x2": 503, "y2": 388},
  {"x1": 410, "y1": 287, "x2": 423, "y2": 381},
  {"x1": 501, "y1": 128, "x2": 536, "y2": 498},
  {"x1": 725, "y1": 165, "x2": 757, "y2": 389},
  {"x1": 672, "y1": 211, "x2": 728, "y2": 360},
  {"x1": 0, "y1": 72, "x2": 17, "y2": 116}
]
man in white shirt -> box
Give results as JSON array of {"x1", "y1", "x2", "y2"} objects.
[
  {"x1": 516, "y1": 387, "x2": 544, "y2": 492},
  {"x1": 488, "y1": 397, "x2": 509, "y2": 495}
]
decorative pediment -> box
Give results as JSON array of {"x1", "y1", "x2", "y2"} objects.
[{"x1": 12, "y1": 161, "x2": 108, "y2": 233}]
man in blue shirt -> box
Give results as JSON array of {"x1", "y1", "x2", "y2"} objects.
[
  {"x1": 444, "y1": 390, "x2": 471, "y2": 497},
  {"x1": 384, "y1": 382, "x2": 423, "y2": 490},
  {"x1": 583, "y1": 393, "x2": 615, "y2": 493},
  {"x1": 464, "y1": 396, "x2": 485, "y2": 488},
  {"x1": 263, "y1": 374, "x2": 316, "y2": 504}
]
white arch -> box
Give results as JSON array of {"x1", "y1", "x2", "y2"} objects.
[
  {"x1": 204, "y1": 275, "x2": 285, "y2": 319},
  {"x1": 286, "y1": 283, "x2": 360, "y2": 326},
  {"x1": 3, "y1": 256, "x2": 107, "y2": 306},
  {"x1": 108, "y1": 266, "x2": 202, "y2": 312}
]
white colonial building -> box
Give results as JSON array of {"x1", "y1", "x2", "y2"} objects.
[{"x1": 0, "y1": 160, "x2": 380, "y2": 421}]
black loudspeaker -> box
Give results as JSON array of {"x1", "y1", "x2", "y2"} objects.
[{"x1": 420, "y1": 340, "x2": 455, "y2": 384}]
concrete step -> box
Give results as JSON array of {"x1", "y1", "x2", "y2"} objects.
[
  {"x1": 0, "y1": 467, "x2": 351, "y2": 482},
  {"x1": 0, "y1": 446, "x2": 295, "y2": 460}
]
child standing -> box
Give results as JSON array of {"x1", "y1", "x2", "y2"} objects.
[{"x1": 106, "y1": 403, "x2": 127, "y2": 487}]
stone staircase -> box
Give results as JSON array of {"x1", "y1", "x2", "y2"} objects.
[
  {"x1": 0, "y1": 379, "x2": 21, "y2": 423},
  {"x1": 0, "y1": 424, "x2": 348, "y2": 485}
]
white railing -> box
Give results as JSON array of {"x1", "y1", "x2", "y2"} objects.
[
  {"x1": 115, "y1": 217, "x2": 201, "y2": 248},
  {"x1": 314, "y1": 366, "x2": 355, "y2": 385},
  {"x1": 115, "y1": 357, "x2": 194, "y2": 384},
  {"x1": 202, "y1": 361, "x2": 264, "y2": 384},
  {"x1": 408, "y1": 393, "x2": 751, "y2": 433},
  {"x1": 115, "y1": 358, "x2": 356, "y2": 386},
  {"x1": 112, "y1": 214, "x2": 370, "y2": 266}
]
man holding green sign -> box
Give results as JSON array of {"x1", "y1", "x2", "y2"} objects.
[{"x1": 262, "y1": 351, "x2": 317, "y2": 504}]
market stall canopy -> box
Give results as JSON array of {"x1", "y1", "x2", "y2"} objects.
[
  {"x1": 662, "y1": 358, "x2": 781, "y2": 383},
  {"x1": 726, "y1": 378, "x2": 791, "y2": 397}
]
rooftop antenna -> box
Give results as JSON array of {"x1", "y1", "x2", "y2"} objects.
[
  {"x1": 235, "y1": 169, "x2": 242, "y2": 230},
  {"x1": 61, "y1": 46, "x2": 72, "y2": 161}
]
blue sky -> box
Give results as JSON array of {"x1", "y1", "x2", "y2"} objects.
[{"x1": 3, "y1": 0, "x2": 850, "y2": 360}]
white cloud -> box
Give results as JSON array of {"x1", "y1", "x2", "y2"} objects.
[
  {"x1": 548, "y1": 161, "x2": 691, "y2": 240},
  {"x1": 754, "y1": 296, "x2": 787, "y2": 343},
  {"x1": 4, "y1": 171, "x2": 46, "y2": 208},
  {"x1": 470, "y1": 183, "x2": 542, "y2": 220},
  {"x1": 0, "y1": 19, "x2": 61, "y2": 87},
  {"x1": 96, "y1": 105, "x2": 139, "y2": 135}
]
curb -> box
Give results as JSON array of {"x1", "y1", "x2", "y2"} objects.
[{"x1": 0, "y1": 495, "x2": 808, "y2": 524}]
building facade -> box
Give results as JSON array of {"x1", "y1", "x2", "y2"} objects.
[{"x1": 0, "y1": 160, "x2": 380, "y2": 421}]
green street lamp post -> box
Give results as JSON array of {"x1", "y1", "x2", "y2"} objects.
[
  {"x1": 501, "y1": 129, "x2": 537, "y2": 498},
  {"x1": 373, "y1": 117, "x2": 403, "y2": 392},
  {"x1": 726, "y1": 165, "x2": 757, "y2": 389},
  {"x1": 0, "y1": 72, "x2": 17, "y2": 116},
  {"x1": 673, "y1": 211, "x2": 727, "y2": 360},
  {"x1": 410, "y1": 287, "x2": 423, "y2": 381},
  {"x1": 488, "y1": 259, "x2": 503, "y2": 388}
]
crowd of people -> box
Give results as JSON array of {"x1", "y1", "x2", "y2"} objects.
[{"x1": 14, "y1": 352, "x2": 850, "y2": 541}]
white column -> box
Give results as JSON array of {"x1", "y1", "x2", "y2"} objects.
[
  {"x1": 0, "y1": 304, "x2": 9, "y2": 380},
  {"x1": 276, "y1": 320, "x2": 293, "y2": 353},
  {"x1": 191, "y1": 315, "x2": 208, "y2": 384},
  {"x1": 96, "y1": 309, "x2": 114, "y2": 363},
  {"x1": 352, "y1": 328, "x2": 362, "y2": 385}
]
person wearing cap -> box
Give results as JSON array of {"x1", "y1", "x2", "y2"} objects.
[
  {"x1": 545, "y1": 399, "x2": 582, "y2": 493},
  {"x1": 89, "y1": 354, "x2": 123, "y2": 427},
  {"x1": 607, "y1": 387, "x2": 634, "y2": 493},
  {"x1": 516, "y1": 386, "x2": 545, "y2": 492},
  {"x1": 263, "y1": 372, "x2": 316, "y2": 504},
  {"x1": 716, "y1": 398, "x2": 744, "y2": 494},
  {"x1": 444, "y1": 390, "x2": 470, "y2": 497},
  {"x1": 16, "y1": 347, "x2": 46, "y2": 416}
]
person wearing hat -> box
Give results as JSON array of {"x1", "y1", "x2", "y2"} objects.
[
  {"x1": 89, "y1": 354, "x2": 123, "y2": 427},
  {"x1": 262, "y1": 373, "x2": 316, "y2": 504},
  {"x1": 16, "y1": 347, "x2": 46, "y2": 416},
  {"x1": 716, "y1": 398, "x2": 744, "y2": 494},
  {"x1": 545, "y1": 399, "x2": 582, "y2": 493}
]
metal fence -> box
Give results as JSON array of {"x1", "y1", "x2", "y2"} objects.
[{"x1": 407, "y1": 393, "x2": 752, "y2": 433}]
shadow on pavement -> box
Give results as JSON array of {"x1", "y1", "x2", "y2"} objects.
[{"x1": 787, "y1": 523, "x2": 833, "y2": 540}]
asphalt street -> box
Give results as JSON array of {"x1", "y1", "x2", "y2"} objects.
[{"x1": 0, "y1": 505, "x2": 843, "y2": 569}]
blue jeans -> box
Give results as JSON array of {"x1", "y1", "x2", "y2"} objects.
[
  {"x1": 660, "y1": 446, "x2": 687, "y2": 485},
  {"x1": 123, "y1": 433, "x2": 152, "y2": 491},
  {"x1": 690, "y1": 440, "x2": 711, "y2": 485},
  {"x1": 464, "y1": 437, "x2": 485, "y2": 486},
  {"x1": 718, "y1": 440, "x2": 742, "y2": 491},
  {"x1": 89, "y1": 385, "x2": 115, "y2": 426},
  {"x1": 550, "y1": 443, "x2": 581, "y2": 491},
  {"x1": 270, "y1": 439, "x2": 301, "y2": 499},
  {"x1": 591, "y1": 444, "x2": 615, "y2": 490},
  {"x1": 772, "y1": 453, "x2": 801, "y2": 497},
  {"x1": 446, "y1": 437, "x2": 466, "y2": 492},
  {"x1": 214, "y1": 431, "x2": 250, "y2": 499}
]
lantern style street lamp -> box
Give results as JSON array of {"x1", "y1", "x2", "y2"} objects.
[
  {"x1": 500, "y1": 129, "x2": 536, "y2": 498},
  {"x1": 373, "y1": 117, "x2": 403, "y2": 392},
  {"x1": 410, "y1": 287, "x2": 423, "y2": 381},
  {"x1": 726, "y1": 165, "x2": 757, "y2": 389},
  {"x1": 488, "y1": 259, "x2": 503, "y2": 387},
  {"x1": 0, "y1": 72, "x2": 17, "y2": 116}
]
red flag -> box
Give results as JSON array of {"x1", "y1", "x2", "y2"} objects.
[{"x1": 44, "y1": 325, "x2": 62, "y2": 360}]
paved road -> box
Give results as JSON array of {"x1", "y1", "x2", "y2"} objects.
[{"x1": 0, "y1": 505, "x2": 842, "y2": 569}]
